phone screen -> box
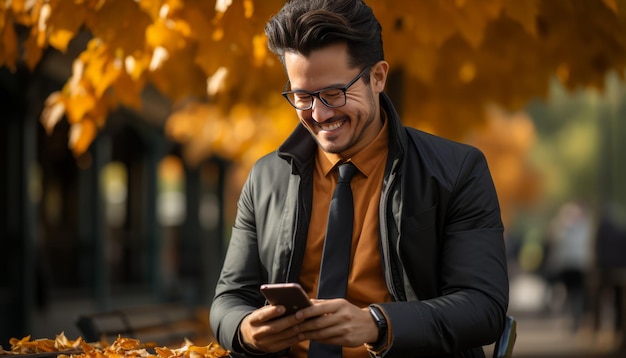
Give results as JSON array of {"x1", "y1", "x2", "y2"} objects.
[{"x1": 260, "y1": 283, "x2": 312, "y2": 317}]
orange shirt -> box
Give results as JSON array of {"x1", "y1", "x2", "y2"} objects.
[{"x1": 293, "y1": 117, "x2": 391, "y2": 358}]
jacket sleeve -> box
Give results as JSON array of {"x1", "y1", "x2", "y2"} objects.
[
  {"x1": 209, "y1": 154, "x2": 295, "y2": 357},
  {"x1": 209, "y1": 166, "x2": 268, "y2": 356},
  {"x1": 381, "y1": 142, "x2": 509, "y2": 357}
]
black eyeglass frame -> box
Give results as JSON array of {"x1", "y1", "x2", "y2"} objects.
[{"x1": 281, "y1": 66, "x2": 372, "y2": 110}]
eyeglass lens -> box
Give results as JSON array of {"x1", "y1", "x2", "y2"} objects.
[
  {"x1": 283, "y1": 66, "x2": 371, "y2": 110},
  {"x1": 286, "y1": 89, "x2": 346, "y2": 110}
]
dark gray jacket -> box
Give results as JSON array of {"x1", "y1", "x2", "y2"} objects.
[{"x1": 210, "y1": 93, "x2": 509, "y2": 358}]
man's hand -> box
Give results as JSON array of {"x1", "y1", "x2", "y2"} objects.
[
  {"x1": 239, "y1": 299, "x2": 380, "y2": 353},
  {"x1": 292, "y1": 299, "x2": 379, "y2": 347},
  {"x1": 239, "y1": 304, "x2": 308, "y2": 353}
]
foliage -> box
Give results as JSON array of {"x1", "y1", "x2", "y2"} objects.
[
  {"x1": 1, "y1": 0, "x2": 626, "y2": 225},
  {"x1": 1, "y1": 0, "x2": 625, "y2": 163}
]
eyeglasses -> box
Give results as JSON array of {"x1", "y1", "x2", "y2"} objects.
[{"x1": 282, "y1": 67, "x2": 371, "y2": 110}]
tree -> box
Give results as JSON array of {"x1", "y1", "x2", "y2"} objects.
[
  {"x1": 2, "y1": 0, "x2": 625, "y2": 161},
  {"x1": 1, "y1": 0, "x2": 625, "y2": 224}
]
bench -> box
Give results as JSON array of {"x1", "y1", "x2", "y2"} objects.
[
  {"x1": 493, "y1": 315, "x2": 517, "y2": 358},
  {"x1": 75, "y1": 303, "x2": 215, "y2": 347}
]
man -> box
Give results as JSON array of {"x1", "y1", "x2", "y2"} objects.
[{"x1": 210, "y1": 0, "x2": 509, "y2": 357}]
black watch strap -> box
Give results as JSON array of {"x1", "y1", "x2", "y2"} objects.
[{"x1": 368, "y1": 305, "x2": 388, "y2": 347}]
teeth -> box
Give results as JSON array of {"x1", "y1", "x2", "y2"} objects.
[{"x1": 320, "y1": 121, "x2": 343, "y2": 131}]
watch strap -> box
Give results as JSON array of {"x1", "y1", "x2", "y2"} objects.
[{"x1": 368, "y1": 305, "x2": 388, "y2": 348}]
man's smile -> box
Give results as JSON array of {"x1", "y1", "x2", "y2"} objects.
[{"x1": 317, "y1": 119, "x2": 347, "y2": 132}]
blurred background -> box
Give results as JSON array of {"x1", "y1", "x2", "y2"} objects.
[{"x1": 1, "y1": 1, "x2": 626, "y2": 357}]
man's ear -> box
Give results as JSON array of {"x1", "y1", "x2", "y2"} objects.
[{"x1": 371, "y1": 61, "x2": 389, "y2": 93}]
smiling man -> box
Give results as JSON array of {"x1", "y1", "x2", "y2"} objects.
[
  {"x1": 210, "y1": 1, "x2": 509, "y2": 358},
  {"x1": 282, "y1": 44, "x2": 384, "y2": 159}
]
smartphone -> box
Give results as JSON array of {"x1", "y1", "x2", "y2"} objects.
[{"x1": 260, "y1": 282, "x2": 312, "y2": 317}]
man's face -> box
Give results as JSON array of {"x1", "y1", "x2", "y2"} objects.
[{"x1": 284, "y1": 43, "x2": 387, "y2": 159}]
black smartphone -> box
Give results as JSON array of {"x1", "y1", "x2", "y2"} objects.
[{"x1": 260, "y1": 282, "x2": 312, "y2": 317}]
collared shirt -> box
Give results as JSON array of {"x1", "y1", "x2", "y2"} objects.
[{"x1": 293, "y1": 115, "x2": 391, "y2": 358}]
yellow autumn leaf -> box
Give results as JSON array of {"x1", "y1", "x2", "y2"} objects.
[
  {"x1": 136, "y1": 0, "x2": 162, "y2": 20},
  {"x1": 9, "y1": 0, "x2": 35, "y2": 26},
  {"x1": 87, "y1": 0, "x2": 151, "y2": 55},
  {"x1": 10, "y1": 0, "x2": 30, "y2": 14},
  {"x1": 90, "y1": 91, "x2": 113, "y2": 129},
  {"x1": 35, "y1": 2, "x2": 50, "y2": 48},
  {"x1": 47, "y1": 0, "x2": 87, "y2": 52},
  {"x1": 69, "y1": 119, "x2": 97, "y2": 156},
  {"x1": 149, "y1": 45, "x2": 206, "y2": 102},
  {"x1": 111, "y1": 70, "x2": 144, "y2": 109},
  {"x1": 94, "y1": 58, "x2": 123, "y2": 99},
  {"x1": 251, "y1": 34, "x2": 268, "y2": 67},
  {"x1": 172, "y1": 0, "x2": 214, "y2": 43},
  {"x1": 145, "y1": 19, "x2": 190, "y2": 52},
  {"x1": 64, "y1": 87, "x2": 97, "y2": 124},
  {"x1": 41, "y1": 92, "x2": 66, "y2": 134},
  {"x1": 78, "y1": 43, "x2": 121, "y2": 98},
  {"x1": 194, "y1": 36, "x2": 230, "y2": 77},
  {"x1": 121, "y1": 52, "x2": 148, "y2": 80},
  {"x1": 214, "y1": 0, "x2": 261, "y2": 54}
]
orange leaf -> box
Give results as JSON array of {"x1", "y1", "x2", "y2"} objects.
[
  {"x1": 9, "y1": 0, "x2": 30, "y2": 14},
  {"x1": 69, "y1": 119, "x2": 97, "y2": 156},
  {"x1": 23, "y1": 33, "x2": 44, "y2": 71},
  {"x1": 149, "y1": 46, "x2": 206, "y2": 101},
  {"x1": 47, "y1": 1, "x2": 87, "y2": 52},
  {"x1": 40, "y1": 92, "x2": 66, "y2": 134},
  {"x1": 1, "y1": 19, "x2": 18, "y2": 71},
  {"x1": 81, "y1": 45, "x2": 122, "y2": 98},
  {"x1": 111, "y1": 71, "x2": 144, "y2": 109},
  {"x1": 503, "y1": 0, "x2": 539, "y2": 36},
  {"x1": 603, "y1": 0, "x2": 619, "y2": 13},
  {"x1": 145, "y1": 20, "x2": 189, "y2": 51},
  {"x1": 35, "y1": 3, "x2": 51, "y2": 48},
  {"x1": 451, "y1": 0, "x2": 502, "y2": 48},
  {"x1": 88, "y1": 0, "x2": 151, "y2": 55},
  {"x1": 64, "y1": 87, "x2": 96, "y2": 124}
]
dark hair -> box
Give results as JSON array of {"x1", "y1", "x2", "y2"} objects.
[{"x1": 265, "y1": 0, "x2": 384, "y2": 75}]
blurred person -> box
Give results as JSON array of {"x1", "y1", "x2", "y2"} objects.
[
  {"x1": 591, "y1": 202, "x2": 626, "y2": 335},
  {"x1": 545, "y1": 200, "x2": 593, "y2": 332},
  {"x1": 210, "y1": 1, "x2": 509, "y2": 357}
]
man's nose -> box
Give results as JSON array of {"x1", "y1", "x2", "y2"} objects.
[{"x1": 311, "y1": 97, "x2": 334, "y2": 122}]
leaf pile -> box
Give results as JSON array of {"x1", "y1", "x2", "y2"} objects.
[{"x1": 0, "y1": 333, "x2": 229, "y2": 358}]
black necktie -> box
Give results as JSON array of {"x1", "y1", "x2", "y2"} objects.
[{"x1": 309, "y1": 162, "x2": 357, "y2": 358}]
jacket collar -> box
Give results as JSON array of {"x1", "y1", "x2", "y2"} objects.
[{"x1": 277, "y1": 92, "x2": 406, "y2": 173}]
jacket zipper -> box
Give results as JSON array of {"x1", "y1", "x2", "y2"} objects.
[{"x1": 379, "y1": 158, "x2": 400, "y2": 301}]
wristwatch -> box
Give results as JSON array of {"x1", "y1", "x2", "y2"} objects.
[{"x1": 368, "y1": 305, "x2": 388, "y2": 347}]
